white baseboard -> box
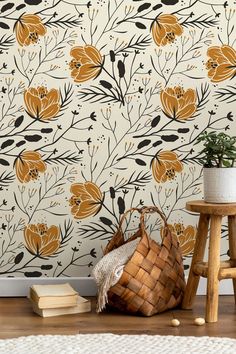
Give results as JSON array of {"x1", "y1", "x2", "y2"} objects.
[
  {"x1": 0, "y1": 277, "x2": 97, "y2": 297},
  {"x1": 0, "y1": 277, "x2": 234, "y2": 297}
]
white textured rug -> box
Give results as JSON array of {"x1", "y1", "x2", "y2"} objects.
[{"x1": 0, "y1": 334, "x2": 236, "y2": 354}]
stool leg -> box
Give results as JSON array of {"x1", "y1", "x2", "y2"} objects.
[
  {"x1": 206, "y1": 215, "x2": 222, "y2": 323},
  {"x1": 182, "y1": 213, "x2": 209, "y2": 309},
  {"x1": 228, "y1": 215, "x2": 236, "y2": 304}
]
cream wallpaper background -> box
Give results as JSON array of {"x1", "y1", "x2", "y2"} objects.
[{"x1": 0, "y1": 0, "x2": 235, "y2": 278}]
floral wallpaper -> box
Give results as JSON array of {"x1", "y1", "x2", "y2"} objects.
[{"x1": 0, "y1": 0, "x2": 235, "y2": 278}]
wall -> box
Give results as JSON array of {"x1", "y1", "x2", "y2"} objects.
[{"x1": 0, "y1": 0, "x2": 235, "y2": 280}]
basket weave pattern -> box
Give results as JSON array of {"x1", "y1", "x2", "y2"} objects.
[{"x1": 104, "y1": 207, "x2": 186, "y2": 316}]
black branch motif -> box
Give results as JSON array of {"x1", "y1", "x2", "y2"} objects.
[
  {"x1": 0, "y1": 34, "x2": 15, "y2": 52},
  {"x1": 78, "y1": 222, "x2": 114, "y2": 240},
  {"x1": 116, "y1": 34, "x2": 152, "y2": 54},
  {"x1": 215, "y1": 86, "x2": 236, "y2": 104},
  {"x1": 181, "y1": 14, "x2": 219, "y2": 29},
  {"x1": 115, "y1": 171, "x2": 152, "y2": 190},
  {"x1": 59, "y1": 83, "x2": 74, "y2": 112},
  {"x1": 44, "y1": 151, "x2": 82, "y2": 165},
  {"x1": 78, "y1": 85, "x2": 124, "y2": 105},
  {"x1": 60, "y1": 219, "x2": 74, "y2": 248},
  {"x1": 0, "y1": 171, "x2": 15, "y2": 188},
  {"x1": 44, "y1": 14, "x2": 82, "y2": 29},
  {"x1": 195, "y1": 83, "x2": 210, "y2": 115}
]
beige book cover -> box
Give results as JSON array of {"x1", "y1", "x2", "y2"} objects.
[
  {"x1": 30, "y1": 283, "x2": 78, "y2": 309},
  {"x1": 31, "y1": 283, "x2": 78, "y2": 297},
  {"x1": 31, "y1": 296, "x2": 91, "y2": 317}
]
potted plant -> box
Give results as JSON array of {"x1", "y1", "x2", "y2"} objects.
[{"x1": 197, "y1": 131, "x2": 236, "y2": 203}]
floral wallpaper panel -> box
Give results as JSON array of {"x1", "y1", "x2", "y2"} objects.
[{"x1": 0, "y1": 0, "x2": 235, "y2": 278}]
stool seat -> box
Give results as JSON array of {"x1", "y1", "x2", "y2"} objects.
[
  {"x1": 182, "y1": 200, "x2": 236, "y2": 323},
  {"x1": 186, "y1": 200, "x2": 236, "y2": 215}
]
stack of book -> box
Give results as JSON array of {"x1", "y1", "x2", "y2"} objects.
[{"x1": 29, "y1": 283, "x2": 91, "y2": 317}]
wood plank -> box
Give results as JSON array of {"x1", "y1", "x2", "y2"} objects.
[
  {"x1": 186, "y1": 201, "x2": 236, "y2": 216},
  {"x1": 219, "y1": 268, "x2": 236, "y2": 280},
  {"x1": 206, "y1": 215, "x2": 222, "y2": 323},
  {"x1": 0, "y1": 297, "x2": 236, "y2": 339},
  {"x1": 193, "y1": 263, "x2": 208, "y2": 278},
  {"x1": 181, "y1": 214, "x2": 209, "y2": 309},
  {"x1": 228, "y1": 215, "x2": 236, "y2": 303},
  {"x1": 193, "y1": 261, "x2": 234, "y2": 278}
]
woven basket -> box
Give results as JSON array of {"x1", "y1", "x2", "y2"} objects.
[{"x1": 103, "y1": 206, "x2": 186, "y2": 316}]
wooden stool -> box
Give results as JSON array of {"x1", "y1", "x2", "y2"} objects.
[{"x1": 181, "y1": 200, "x2": 236, "y2": 323}]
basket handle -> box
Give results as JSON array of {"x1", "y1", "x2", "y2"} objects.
[
  {"x1": 140, "y1": 206, "x2": 167, "y2": 228},
  {"x1": 118, "y1": 206, "x2": 168, "y2": 236},
  {"x1": 117, "y1": 207, "x2": 142, "y2": 231},
  {"x1": 139, "y1": 206, "x2": 168, "y2": 244}
]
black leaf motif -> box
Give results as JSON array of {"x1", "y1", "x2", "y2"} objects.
[
  {"x1": 16, "y1": 140, "x2": 26, "y2": 147},
  {"x1": 24, "y1": 0, "x2": 42, "y2": 4},
  {"x1": 100, "y1": 217, "x2": 113, "y2": 226},
  {"x1": 227, "y1": 112, "x2": 233, "y2": 121},
  {"x1": 161, "y1": 0, "x2": 179, "y2": 4},
  {"x1": 137, "y1": 139, "x2": 151, "y2": 149},
  {"x1": 152, "y1": 141, "x2": 162, "y2": 147},
  {"x1": 100, "y1": 80, "x2": 113, "y2": 89},
  {"x1": 0, "y1": 22, "x2": 10, "y2": 29},
  {"x1": 118, "y1": 196, "x2": 125, "y2": 214},
  {"x1": 178, "y1": 128, "x2": 190, "y2": 133},
  {"x1": 1, "y1": 139, "x2": 14, "y2": 150},
  {"x1": 16, "y1": 4, "x2": 26, "y2": 10},
  {"x1": 161, "y1": 135, "x2": 179, "y2": 142},
  {"x1": 109, "y1": 50, "x2": 115, "y2": 62},
  {"x1": 109, "y1": 187, "x2": 115, "y2": 199},
  {"x1": 135, "y1": 158, "x2": 147, "y2": 166},
  {"x1": 24, "y1": 134, "x2": 42, "y2": 142},
  {"x1": 223, "y1": 1, "x2": 228, "y2": 8},
  {"x1": 153, "y1": 4, "x2": 163, "y2": 10},
  {"x1": 1, "y1": 3, "x2": 14, "y2": 13},
  {"x1": 41, "y1": 128, "x2": 53, "y2": 133},
  {"x1": 90, "y1": 248, "x2": 97, "y2": 258},
  {"x1": 135, "y1": 22, "x2": 147, "y2": 29},
  {"x1": 117, "y1": 60, "x2": 125, "y2": 78},
  {"x1": 14, "y1": 115, "x2": 24, "y2": 128},
  {"x1": 137, "y1": 3, "x2": 151, "y2": 12},
  {"x1": 24, "y1": 271, "x2": 42, "y2": 277},
  {"x1": 0, "y1": 158, "x2": 9, "y2": 166},
  {"x1": 151, "y1": 115, "x2": 160, "y2": 128},
  {"x1": 14, "y1": 252, "x2": 24, "y2": 264},
  {"x1": 41, "y1": 265, "x2": 53, "y2": 270}
]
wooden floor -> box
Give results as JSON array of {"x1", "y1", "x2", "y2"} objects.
[{"x1": 0, "y1": 296, "x2": 235, "y2": 339}]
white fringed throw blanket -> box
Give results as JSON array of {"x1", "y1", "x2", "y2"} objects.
[{"x1": 92, "y1": 238, "x2": 140, "y2": 312}]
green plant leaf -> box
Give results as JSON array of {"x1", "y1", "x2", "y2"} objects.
[{"x1": 223, "y1": 160, "x2": 231, "y2": 167}]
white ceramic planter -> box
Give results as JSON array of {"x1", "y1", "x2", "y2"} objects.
[{"x1": 203, "y1": 167, "x2": 236, "y2": 203}]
